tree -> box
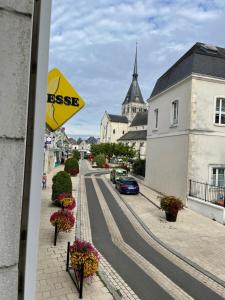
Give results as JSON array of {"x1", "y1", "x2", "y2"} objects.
[
  {"x1": 90, "y1": 143, "x2": 136, "y2": 160},
  {"x1": 72, "y1": 149, "x2": 80, "y2": 161},
  {"x1": 52, "y1": 171, "x2": 72, "y2": 201},
  {"x1": 94, "y1": 154, "x2": 105, "y2": 167},
  {"x1": 64, "y1": 158, "x2": 79, "y2": 176}
]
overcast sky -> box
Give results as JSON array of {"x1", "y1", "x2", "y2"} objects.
[{"x1": 49, "y1": 0, "x2": 225, "y2": 137}]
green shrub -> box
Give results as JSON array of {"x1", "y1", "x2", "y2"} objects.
[
  {"x1": 64, "y1": 158, "x2": 79, "y2": 176},
  {"x1": 132, "y1": 159, "x2": 146, "y2": 177},
  {"x1": 94, "y1": 154, "x2": 105, "y2": 168},
  {"x1": 72, "y1": 150, "x2": 80, "y2": 161},
  {"x1": 52, "y1": 171, "x2": 72, "y2": 201}
]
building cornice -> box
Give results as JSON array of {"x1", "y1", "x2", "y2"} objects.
[
  {"x1": 148, "y1": 73, "x2": 225, "y2": 103},
  {"x1": 147, "y1": 128, "x2": 225, "y2": 139}
]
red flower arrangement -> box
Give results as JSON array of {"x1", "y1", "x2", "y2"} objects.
[
  {"x1": 57, "y1": 193, "x2": 76, "y2": 210},
  {"x1": 70, "y1": 239, "x2": 100, "y2": 278},
  {"x1": 69, "y1": 168, "x2": 79, "y2": 176},
  {"x1": 50, "y1": 209, "x2": 75, "y2": 232}
]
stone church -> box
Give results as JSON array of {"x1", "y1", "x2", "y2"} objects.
[{"x1": 100, "y1": 46, "x2": 148, "y2": 159}]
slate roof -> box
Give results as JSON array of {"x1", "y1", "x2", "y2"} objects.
[
  {"x1": 68, "y1": 138, "x2": 77, "y2": 145},
  {"x1": 130, "y1": 111, "x2": 148, "y2": 127},
  {"x1": 122, "y1": 45, "x2": 145, "y2": 105},
  {"x1": 150, "y1": 42, "x2": 225, "y2": 99},
  {"x1": 86, "y1": 136, "x2": 98, "y2": 144},
  {"x1": 118, "y1": 130, "x2": 147, "y2": 141},
  {"x1": 108, "y1": 114, "x2": 128, "y2": 123}
]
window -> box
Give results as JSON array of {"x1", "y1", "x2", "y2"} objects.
[
  {"x1": 211, "y1": 167, "x2": 225, "y2": 186},
  {"x1": 133, "y1": 107, "x2": 136, "y2": 113},
  {"x1": 122, "y1": 130, "x2": 125, "y2": 134},
  {"x1": 113, "y1": 129, "x2": 115, "y2": 134},
  {"x1": 215, "y1": 98, "x2": 225, "y2": 125},
  {"x1": 171, "y1": 100, "x2": 178, "y2": 125},
  {"x1": 127, "y1": 107, "x2": 129, "y2": 113},
  {"x1": 154, "y1": 109, "x2": 158, "y2": 129}
]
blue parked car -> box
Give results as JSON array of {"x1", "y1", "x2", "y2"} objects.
[{"x1": 116, "y1": 177, "x2": 139, "y2": 195}]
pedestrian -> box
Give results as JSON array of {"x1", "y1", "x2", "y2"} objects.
[{"x1": 42, "y1": 173, "x2": 47, "y2": 189}]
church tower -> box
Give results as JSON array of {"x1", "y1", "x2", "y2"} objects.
[{"x1": 122, "y1": 44, "x2": 146, "y2": 123}]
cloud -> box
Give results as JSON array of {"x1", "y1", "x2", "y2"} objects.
[{"x1": 49, "y1": 0, "x2": 225, "y2": 136}]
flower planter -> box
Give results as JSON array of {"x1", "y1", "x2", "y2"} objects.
[
  {"x1": 70, "y1": 239, "x2": 100, "y2": 278},
  {"x1": 160, "y1": 195, "x2": 183, "y2": 222},
  {"x1": 165, "y1": 211, "x2": 178, "y2": 222},
  {"x1": 66, "y1": 240, "x2": 100, "y2": 299},
  {"x1": 50, "y1": 209, "x2": 75, "y2": 245}
]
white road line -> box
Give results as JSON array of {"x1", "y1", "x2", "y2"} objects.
[
  {"x1": 92, "y1": 176, "x2": 193, "y2": 300},
  {"x1": 103, "y1": 175, "x2": 225, "y2": 299}
]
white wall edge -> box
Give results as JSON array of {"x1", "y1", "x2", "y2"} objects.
[{"x1": 24, "y1": 1, "x2": 52, "y2": 299}]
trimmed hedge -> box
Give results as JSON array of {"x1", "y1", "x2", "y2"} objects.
[
  {"x1": 132, "y1": 159, "x2": 146, "y2": 177},
  {"x1": 94, "y1": 154, "x2": 105, "y2": 168},
  {"x1": 72, "y1": 150, "x2": 80, "y2": 161},
  {"x1": 64, "y1": 158, "x2": 79, "y2": 176},
  {"x1": 52, "y1": 171, "x2": 72, "y2": 201}
]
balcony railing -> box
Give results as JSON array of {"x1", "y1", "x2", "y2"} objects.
[{"x1": 189, "y1": 180, "x2": 225, "y2": 207}]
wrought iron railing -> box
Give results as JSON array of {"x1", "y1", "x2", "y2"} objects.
[{"x1": 189, "y1": 180, "x2": 225, "y2": 207}]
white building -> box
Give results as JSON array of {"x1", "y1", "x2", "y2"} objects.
[
  {"x1": 43, "y1": 127, "x2": 70, "y2": 173},
  {"x1": 100, "y1": 112, "x2": 128, "y2": 143},
  {"x1": 100, "y1": 45, "x2": 146, "y2": 143},
  {"x1": 145, "y1": 42, "x2": 225, "y2": 203},
  {"x1": 118, "y1": 111, "x2": 148, "y2": 159}
]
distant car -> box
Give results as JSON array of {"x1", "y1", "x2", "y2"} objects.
[
  {"x1": 110, "y1": 168, "x2": 128, "y2": 184},
  {"x1": 115, "y1": 177, "x2": 139, "y2": 194}
]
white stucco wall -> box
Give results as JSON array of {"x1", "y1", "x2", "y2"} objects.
[
  {"x1": 100, "y1": 112, "x2": 108, "y2": 142},
  {"x1": 188, "y1": 76, "x2": 225, "y2": 183},
  {"x1": 191, "y1": 75, "x2": 225, "y2": 132},
  {"x1": 187, "y1": 196, "x2": 225, "y2": 224},
  {"x1": 100, "y1": 112, "x2": 128, "y2": 143},
  {"x1": 145, "y1": 135, "x2": 189, "y2": 201},
  {"x1": 0, "y1": 2, "x2": 34, "y2": 299},
  {"x1": 145, "y1": 78, "x2": 192, "y2": 202},
  {"x1": 109, "y1": 121, "x2": 128, "y2": 143}
]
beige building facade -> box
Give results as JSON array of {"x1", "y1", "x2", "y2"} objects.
[
  {"x1": 145, "y1": 43, "x2": 225, "y2": 202},
  {"x1": 100, "y1": 112, "x2": 128, "y2": 143}
]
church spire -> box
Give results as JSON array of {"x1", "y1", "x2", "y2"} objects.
[{"x1": 133, "y1": 42, "x2": 138, "y2": 79}]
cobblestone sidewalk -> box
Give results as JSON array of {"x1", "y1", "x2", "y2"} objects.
[
  {"x1": 124, "y1": 179, "x2": 225, "y2": 284},
  {"x1": 35, "y1": 166, "x2": 113, "y2": 300}
]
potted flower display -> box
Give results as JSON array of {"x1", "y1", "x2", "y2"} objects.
[
  {"x1": 57, "y1": 192, "x2": 76, "y2": 210},
  {"x1": 50, "y1": 209, "x2": 75, "y2": 232},
  {"x1": 160, "y1": 195, "x2": 183, "y2": 222},
  {"x1": 69, "y1": 239, "x2": 100, "y2": 278}
]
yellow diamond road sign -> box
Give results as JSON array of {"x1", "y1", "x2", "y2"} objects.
[{"x1": 46, "y1": 68, "x2": 85, "y2": 131}]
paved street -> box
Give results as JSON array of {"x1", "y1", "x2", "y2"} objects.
[
  {"x1": 82, "y1": 160, "x2": 225, "y2": 300},
  {"x1": 35, "y1": 160, "x2": 225, "y2": 299}
]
